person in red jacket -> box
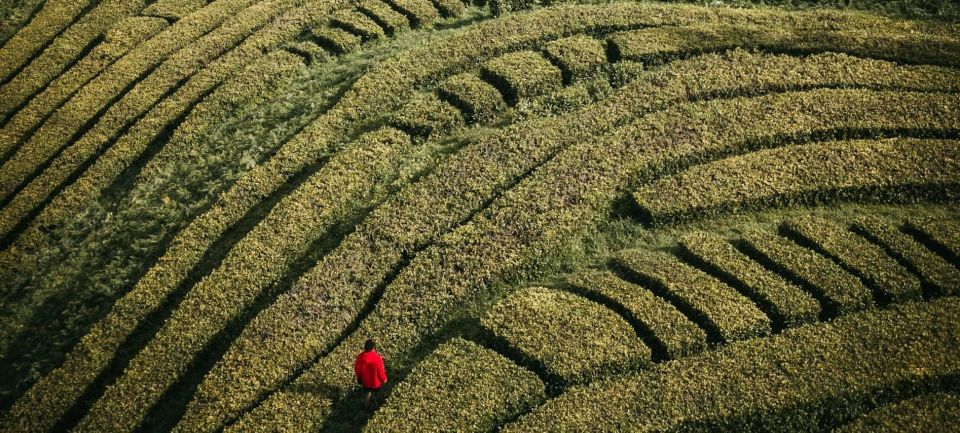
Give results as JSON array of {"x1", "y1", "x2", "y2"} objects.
[{"x1": 354, "y1": 339, "x2": 387, "y2": 407}]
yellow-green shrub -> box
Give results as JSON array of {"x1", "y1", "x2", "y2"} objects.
[
  {"x1": 566, "y1": 270, "x2": 707, "y2": 360},
  {"x1": 505, "y1": 298, "x2": 960, "y2": 431},
  {"x1": 832, "y1": 392, "x2": 960, "y2": 433},
  {"x1": 356, "y1": 0, "x2": 409, "y2": 35},
  {"x1": 0, "y1": 15, "x2": 168, "y2": 161},
  {"x1": 142, "y1": 0, "x2": 211, "y2": 20},
  {"x1": 437, "y1": 73, "x2": 507, "y2": 123},
  {"x1": 905, "y1": 217, "x2": 960, "y2": 264},
  {"x1": 364, "y1": 338, "x2": 545, "y2": 433},
  {"x1": 389, "y1": 92, "x2": 464, "y2": 139},
  {"x1": 0, "y1": 0, "x2": 96, "y2": 84},
  {"x1": 633, "y1": 138, "x2": 960, "y2": 225},
  {"x1": 679, "y1": 231, "x2": 820, "y2": 329},
  {"x1": 616, "y1": 249, "x2": 771, "y2": 343},
  {"x1": 543, "y1": 35, "x2": 607, "y2": 83},
  {"x1": 852, "y1": 217, "x2": 960, "y2": 297},
  {"x1": 481, "y1": 287, "x2": 651, "y2": 384},
  {"x1": 384, "y1": 0, "x2": 439, "y2": 28},
  {"x1": 739, "y1": 229, "x2": 874, "y2": 316},
  {"x1": 329, "y1": 9, "x2": 386, "y2": 40},
  {"x1": 782, "y1": 216, "x2": 923, "y2": 303},
  {"x1": 481, "y1": 50, "x2": 563, "y2": 104},
  {"x1": 311, "y1": 26, "x2": 362, "y2": 54}
]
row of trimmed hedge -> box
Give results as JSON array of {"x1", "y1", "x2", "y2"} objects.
[
  {"x1": 905, "y1": 218, "x2": 960, "y2": 265},
  {"x1": 479, "y1": 50, "x2": 563, "y2": 105},
  {"x1": 142, "y1": 0, "x2": 211, "y2": 21},
  {"x1": 783, "y1": 216, "x2": 924, "y2": 303},
  {"x1": 388, "y1": 92, "x2": 464, "y2": 139},
  {"x1": 615, "y1": 249, "x2": 771, "y2": 343},
  {"x1": 543, "y1": 35, "x2": 607, "y2": 84},
  {"x1": 182, "y1": 6, "x2": 785, "y2": 430},
  {"x1": 566, "y1": 270, "x2": 707, "y2": 360},
  {"x1": 504, "y1": 297, "x2": 960, "y2": 431},
  {"x1": 364, "y1": 338, "x2": 546, "y2": 433},
  {"x1": 852, "y1": 217, "x2": 960, "y2": 297},
  {"x1": 0, "y1": 16, "x2": 168, "y2": 161},
  {"x1": 632, "y1": 138, "x2": 960, "y2": 225},
  {"x1": 607, "y1": 21, "x2": 960, "y2": 67},
  {"x1": 0, "y1": 0, "x2": 95, "y2": 84},
  {"x1": 0, "y1": 0, "x2": 274, "y2": 217},
  {"x1": 678, "y1": 231, "x2": 820, "y2": 329},
  {"x1": 739, "y1": 229, "x2": 874, "y2": 316},
  {"x1": 357, "y1": 0, "x2": 409, "y2": 36},
  {"x1": 0, "y1": 50, "x2": 311, "y2": 433},
  {"x1": 73, "y1": 128, "x2": 411, "y2": 432},
  {"x1": 480, "y1": 286, "x2": 651, "y2": 384},
  {"x1": 233, "y1": 83, "x2": 960, "y2": 431},
  {"x1": 0, "y1": 0, "x2": 345, "y2": 285},
  {"x1": 0, "y1": 0, "x2": 145, "y2": 119},
  {"x1": 224, "y1": 45, "x2": 960, "y2": 430},
  {"x1": 832, "y1": 392, "x2": 960, "y2": 433},
  {"x1": 0, "y1": 50, "x2": 308, "y2": 357}
]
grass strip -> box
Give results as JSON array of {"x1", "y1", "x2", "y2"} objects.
[
  {"x1": 678, "y1": 231, "x2": 820, "y2": 329},
  {"x1": 505, "y1": 297, "x2": 960, "y2": 431},
  {"x1": 364, "y1": 337, "x2": 545, "y2": 433},
  {"x1": 782, "y1": 216, "x2": 924, "y2": 304},
  {"x1": 480, "y1": 287, "x2": 651, "y2": 384}
]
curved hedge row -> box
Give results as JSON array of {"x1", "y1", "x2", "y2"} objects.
[
  {"x1": 73, "y1": 128, "x2": 411, "y2": 432},
  {"x1": 739, "y1": 229, "x2": 874, "y2": 316},
  {"x1": 504, "y1": 297, "x2": 960, "y2": 431},
  {"x1": 0, "y1": 0, "x2": 95, "y2": 84},
  {"x1": 0, "y1": 0, "x2": 307, "y2": 233},
  {"x1": 388, "y1": 92, "x2": 464, "y2": 139},
  {"x1": 832, "y1": 392, "x2": 960, "y2": 433},
  {"x1": 436, "y1": 73, "x2": 507, "y2": 123},
  {"x1": 0, "y1": 0, "x2": 347, "y2": 289},
  {"x1": 565, "y1": 270, "x2": 707, "y2": 360},
  {"x1": 0, "y1": 16, "x2": 169, "y2": 162},
  {"x1": 142, "y1": 0, "x2": 211, "y2": 21},
  {"x1": 235, "y1": 86, "x2": 960, "y2": 431},
  {"x1": 364, "y1": 338, "x2": 546, "y2": 433},
  {"x1": 480, "y1": 287, "x2": 651, "y2": 384},
  {"x1": 782, "y1": 216, "x2": 923, "y2": 304},
  {"x1": 357, "y1": 0, "x2": 409, "y2": 36},
  {"x1": 0, "y1": 49, "x2": 313, "y2": 433},
  {"x1": 543, "y1": 35, "x2": 607, "y2": 83},
  {"x1": 633, "y1": 138, "x2": 960, "y2": 224},
  {"x1": 678, "y1": 231, "x2": 820, "y2": 329},
  {"x1": 480, "y1": 50, "x2": 562, "y2": 105},
  {"x1": 0, "y1": 0, "x2": 268, "y2": 204},
  {"x1": 0, "y1": 0, "x2": 145, "y2": 119},
  {"x1": 615, "y1": 249, "x2": 771, "y2": 343},
  {"x1": 0, "y1": 50, "x2": 308, "y2": 356},
  {"x1": 199, "y1": 50, "x2": 960, "y2": 432},
  {"x1": 905, "y1": 218, "x2": 960, "y2": 265},
  {"x1": 852, "y1": 217, "x2": 960, "y2": 297}
]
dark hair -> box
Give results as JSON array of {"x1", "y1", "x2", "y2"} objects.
[{"x1": 364, "y1": 339, "x2": 375, "y2": 352}]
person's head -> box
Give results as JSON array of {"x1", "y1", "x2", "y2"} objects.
[{"x1": 364, "y1": 339, "x2": 375, "y2": 352}]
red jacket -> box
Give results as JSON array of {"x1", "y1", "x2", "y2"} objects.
[{"x1": 354, "y1": 350, "x2": 387, "y2": 389}]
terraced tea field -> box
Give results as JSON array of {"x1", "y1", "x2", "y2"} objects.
[{"x1": 0, "y1": 0, "x2": 958, "y2": 431}]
